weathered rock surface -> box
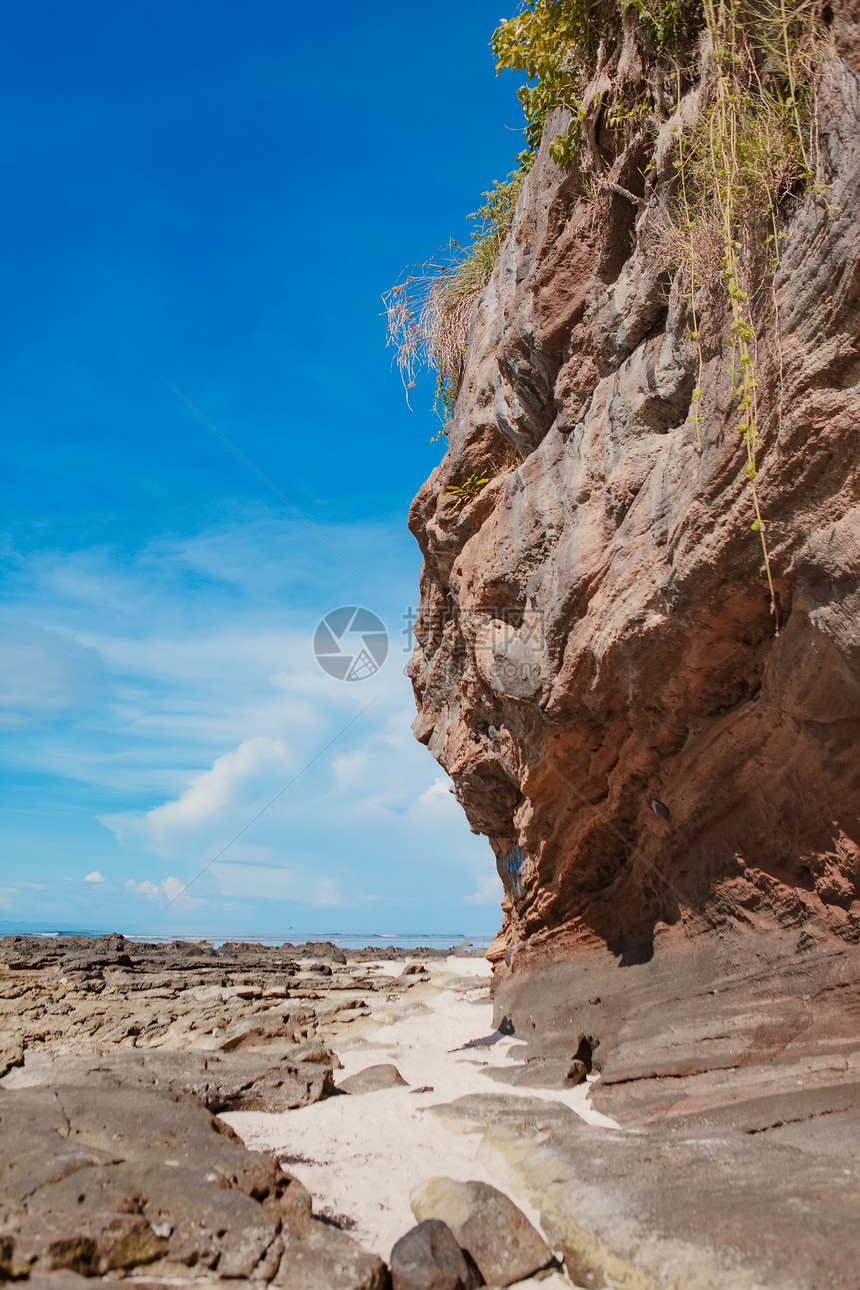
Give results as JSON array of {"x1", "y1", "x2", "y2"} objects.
[
  {"x1": 483, "y1": 932, "x2": 860, "y2": 1288},
  {"x1": 273, "y1": 1218, "x2": 388, "y2": 1290},
  {"x1": 410, "y1": 1178, "x2": 554, "y2": 1288},
  {"x1": 0, "y1": 1082, "x2": 313, "y2": 1282},
  {"x1": 0, "y1": 935, "x2": 466, "y2": 1287},
  {"x1": 0, "y1": 934, "x2": 429, "y2": 1084},
  {"x1": 4, "y1": 1049, "x2": 334, "y2": 1111},
  {"x1": 404, "y1": 8, "x2": 860, "y2": 1287},
  {"x1": 408, "y1": 13, "x2": 860, "y2": 966},
  {"x1": 339, "y1": 1063, "x2": 409, "y2": 1095},
  {"x1": 422, "y1": 1071, "x2": 860, "y2": 1290},
  {"x1": 389, "y1": 1220, "x2": 480, "y2": 1290}
]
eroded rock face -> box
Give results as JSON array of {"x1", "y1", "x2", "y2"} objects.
[{"x1": 408, "y1": 21, "x2": 860, "y2": 964}]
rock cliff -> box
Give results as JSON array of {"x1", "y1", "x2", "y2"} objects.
[{"x1": 408, "y1": 6, "x2": 860, "y2": 968}]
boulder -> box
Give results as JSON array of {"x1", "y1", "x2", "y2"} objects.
[
  {"x1": 390, "y1": 1219, "x2": 481, "y2": 1290},
  {"x1": 410, "y1": 1178, "x2": 553, "y2": 1287},
  {"x1": 338, "y1": 1064, "x2": 408, "y2": 1095},
  {"x1": 218, "y1": 1062, "x2": 335, "y2": 1111}
]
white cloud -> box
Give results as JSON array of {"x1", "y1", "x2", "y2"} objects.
[
  {"x1": 331, "y1": 748, "x2": 371, "y2": 788},
  {"x1": 0, "y1": 621, "x2": 109, "y2": 728},
  {"x1": 417, "y1": 776, "x2": 455, "y2": 809},
  {"x1": 464, "y1": 871, "x2": 502, "y2": 905},
  {"x1": 162, "y1": 876, "x2": 187, "y2": 903},
  {"x1": 0, "y1": 517, "x2": 500, "y2": 933},
  {"x1": 124, "y1": 876, "x2": 203, "y2": 907},
  {"x1": 125, "y1": 879, "x2": 160, "y2": 899},
  {"x1": 101, "y1": 735, "x2": 293, "y2": 853},
  {"x1": 83, "y1": 870, "x2": 104, "y2": 883}
]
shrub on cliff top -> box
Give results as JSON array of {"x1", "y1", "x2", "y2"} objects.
[
  {"x1": 388, "y1": 0, "x2": 830, "y2": 622},
  {"x1": 493, "y1": 0, "x2": 702, "y2": 167},
  {"x1": 386, "y1": 1, "x2": 702, "y2": 421}
]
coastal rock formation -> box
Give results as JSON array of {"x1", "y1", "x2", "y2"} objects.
[
  {"x1": 408, "y1": 10, "x2": 860, "y2": 966},
  {"x1": 0, "y1": 936, "x2": 475, "y2": 1289},
  {"x1": 4, "y1": 935, "x2": 857, "y2": 1287},
  {"x1": 404, "y1": 15, "x2": 860, "y2": 1284},
  {"x1": 0, "y1": 934, "x2": 473, "y2": 1082},
  {"x1": 0, "y1": 1083, "x2": 315, "y2": 1282},
  {"x1": 0, "y1": 938, "x2": 582, "y2": 1289}
]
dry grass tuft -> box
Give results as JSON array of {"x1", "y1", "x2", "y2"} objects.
[{"x1": 384, "y1": 172, "x2": 525, "y2": 421}]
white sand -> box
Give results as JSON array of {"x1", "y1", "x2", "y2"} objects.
[{"x1": 222, "y1": 956, "x2": 619, "y2": 1264}]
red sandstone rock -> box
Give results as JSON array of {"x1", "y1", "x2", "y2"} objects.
[{"x1": 408, "y1": 19, "x2": 860, "y2": 967}]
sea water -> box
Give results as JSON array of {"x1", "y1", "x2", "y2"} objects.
[{"x1": 0, "y1": 921, "x2": 495, "y2": 951}]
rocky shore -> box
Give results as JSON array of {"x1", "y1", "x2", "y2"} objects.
[
  {"x1": 2, "y1": 932, "x2": 858, "y2": 1290},
  {"x1": 0, "y1": 934, "x2": 572, "y2": 1290}
]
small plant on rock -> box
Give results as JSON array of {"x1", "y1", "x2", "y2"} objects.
[{"x1": 445, "y1": 471, "x2": 492, "y2": 512}]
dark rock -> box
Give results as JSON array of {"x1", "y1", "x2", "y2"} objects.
[
  {"x1": 179, "y1": 943, "x2": 216, "y2": 958},
  {"x1": 410, "y1": 1177, "x2": 554, "y2": 1287},
  {"x1": 294, "y1": 942, "x2": 347, "y2": 964},
  {"x1": 572, "y1": 1034, "x2": 596, "y2": 1072},
  {"x1": 390, "y1": 1219, "x2": 481, "y2": 1290},
  {"x1": 338, "y1": 1064, "x2": 408, "y2": 1095}
]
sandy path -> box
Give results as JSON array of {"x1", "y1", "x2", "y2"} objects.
[{"x1": 223, "y1": 957, "x2": 618, "y2": 1262}]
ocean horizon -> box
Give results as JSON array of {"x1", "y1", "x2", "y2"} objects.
[{"x1": 0, "y1": 921, "x2": 496, "y2": 951}]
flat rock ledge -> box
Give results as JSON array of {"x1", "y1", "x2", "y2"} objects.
[{"x1": 3, "y1": 935, "x2": 558, "y2": 1290}]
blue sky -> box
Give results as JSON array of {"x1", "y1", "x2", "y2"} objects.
[{"x1": 0, "y1": 1, "x2": 527, "y2": 938}]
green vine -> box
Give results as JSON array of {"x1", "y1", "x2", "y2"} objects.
[
  {"x1": 671, "y1": 0, "x2": 825, "y2": 623},
  {"x1": 493, "y1": 0, "x2": 826, "y2": 622},
  {"x1": 493, "y1": 0, "x2": 700, "y2": 167},
  {"x1": 388, "y1": 0, "x2": 828, "y2": 617}
]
